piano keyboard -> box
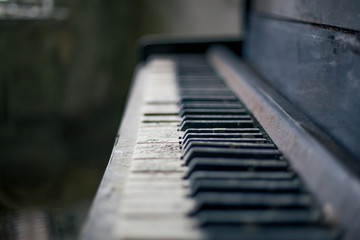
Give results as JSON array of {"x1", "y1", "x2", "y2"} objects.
[
  {"x1": 174, "y1": 55, "x2": 338, "y2": 240},
  {"x1": 82, "y1": 53, "x2": 342, "y2": 240},
  {"x1": 113, "y1": 58, "x2": 200, "y2": 240}
]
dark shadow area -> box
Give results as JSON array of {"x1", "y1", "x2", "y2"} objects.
[{"x1": 0, "y1": 1, "x2": 164, "y2": 239}]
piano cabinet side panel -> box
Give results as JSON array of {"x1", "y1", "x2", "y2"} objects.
[{"x1": 244, "y1": 14, "x2": 360, "y2": 163}]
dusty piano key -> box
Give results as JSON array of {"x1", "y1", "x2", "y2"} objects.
[
  {"x1": 178, "y1": 93, "x2": 237, "y2": 100},
  {"x1": 185, "y1": 158, "x2": 288, "y2": 177},
  {"x1": 176, "y1": 70, "x2": 216, "y2": 74},
  {"x1": 177, "y1": 67, "x2": 215, "y2": 72},
  {"x1": 202, "y1": 226, "x2": 338, "y2": 240},
  {"x1": 183, "y1": 128, "x2": 261, "y2": 135},
  {"x1": 183, "y1": 147, "x2": 281, "y2": 165},
  {"x1": 182, "y1": 133, "x2": 267, "y2": 148},
  {"x1": 177, "y1": 61, "x2": 208, "y2": 67},
  {"x1": 196, "y1": 209, "x2": 323, "y2": 226},
  {"x1": 179, "y1": 89, "x2": 235, "y2": 97},
  {"x1": 177, "y1": 62, "x2": 213, "y2": 66},
  {"x1": 183, "y1": 138, "x2": 270, "y2": 149},
  {"x1": 137, "y1": 128, "x2": 181, "y2": 143},
  {"x1": 177, "y1": 61, "x2": 209, "y2": 66},
  {"x1": 178, "y1": 87, "x2": 232, "y2": 92},
  {"x1": 177, "y1": 68, "x2": 216, "y2": 73},
  {"x1": 183, "y1": 142, "x2": 276, "y2": 153},
  {"x1": 177, "y1": 79, "x2": 223, "y2": 84},
  {"x1": 180, "y1": 116, "x2": 252, "y2": 126},
  {"x1": 180, "y1": 120, "x2": 254, "y2": 131},
  {"x1": 131, "y1": 160, "x2": 186, "y2": 173},
  {"x1": 177, "y1": 75, "x2": 220, "y2": 79},
  {"x1": 191, "y1": 192, "x2": 314, "y2": 213},
  {"x1": 177, "y1": 81, "x2": 225, "y2": 87},
  {"x1": 188, "y1": 171, "x2": 296, "y2": 182},
  {"x1": 128, "y1": 172, "x2": 185, "y2": 182},
  {"x1": 179, "y1": 95, "x2": 238, "y2": 102},
  {"x1": 177, "y1": 58, "x2": 208, "y2": 63},
  {"x1": 179, "y1": 109, "x2": 247, "y2": 117},
  {"x1": 178, "y1": 83, "x2": 226, "y2": 88},
  {"x1": 177, "y1": 70, "x2": 216, "y2": 75},
  {"x1": 189, "y1": 179, "x2": 302, "y2": 195},
  {"x1": 115, "y1": 218, "x2": 202, "y2": 240},
  {"x1": 178, "y1": 83, "x2": 227, "y2": 89},
  {"x1": 177, "y1": 65, "x2": 215, "y2": 70},
  {"x1": 179, "y1": 91, "x2": 234, "y2": 97},
  {"x1": 183, "y1": 133, "x2": 264, "y2": 139},
  {"x1": 178, "y1": 88, "x2": 232, "y2": 93},
  {"x1": 142, "y1": 115, "x2": 181, "y2": 123},
  {"x1": 179, "y1": 94, "x2": 237, "y2": 100},
  {"x1": 133, "y1": 143, "x2": 181, "y2": 159},
  {"x1": 177, "y1": 61, "x2": 208, "y2": 66},
  {"x1": 143, "y1": 104, "x2": 179, "y2": 115},
  {"x1": 180, "y1": 102, "x2": 243, "y2": 109}
]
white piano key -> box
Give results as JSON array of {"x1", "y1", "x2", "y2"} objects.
[{"x1": 114, "y1": 218, "x2": 202, "y2": 240}]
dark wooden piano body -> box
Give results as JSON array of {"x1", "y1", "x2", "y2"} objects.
[{"x1": 81, "y1": 1, "x2": 360, "y2": 239}]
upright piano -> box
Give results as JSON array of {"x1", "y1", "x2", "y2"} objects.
[{"x1": 81, "y1": 1, "x2": 360, "y2": 239}]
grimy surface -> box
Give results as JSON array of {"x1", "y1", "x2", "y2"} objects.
[
  {"x1": 113, "y1": 58, "x2": 201, "y2": 239},
  {"x1": 245, "y1": 14, "x2": 360, "y2": 164},
  {"x1": 82, "y1": 54, "x2": 343, "y2": 240}
]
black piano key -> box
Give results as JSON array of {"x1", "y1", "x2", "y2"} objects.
[
  {"x1": 179, "y1": 95, "x2": 239, "y2": 102},
  {"x1": 178, "y1": 84, "x2": 227, "y2": 89},
  {"x1": 180, "y1": 109, "x2": 247, "y2": 116},
  {"x1": 183, "y1": 128, "x2": 261, "y2": 135},
  {"x1": 180, "y1": 103, "x2": 244, "y2": 110},
  {"x1": 179, "y1": 92, "x2": 235, "y2": 97},
  {"x1": 179, "y1": 94, "x2": 236, "y2": 99},
  {"x1": 178, "y1": 77, "x2": 222, "y2": 81},
  {"x1": 196, "y1": 209, "x2": 322, "y2": 226},
  {"x1": 181, "y1": 116, "x2": 252, "y2": 126},
  {"x1": 177, "y1": 75, "x2": 219, "y2": 78},
  {"x1": 180, "y1": 120, "x2": 254, "y2": 131},
  {"x1": 177, "y1": 71, "x2": 216, "y2": 75},
  {"x1": 178, "y1": 80, "x2": 223, "y2": 84},
  {"x1": 182, "y1": 114, "x2": 251, "y2": 120},
  {"x1": 183, "y1": 147, "x2": 282, "y2": 165},
  {"x1": 177, "y1": 68, "x2": 215, "y2": 72},
  {"x1": 183, "y1": 132, "x2": 263, "y2": 141},
  {"x1": 183, "y1": 141, "x2": 275, "y2": 152},
  {"x1": 185, "y1": 158, "x2": 288, "y2": 177},
  {"x1": 189, "y1": 179, "x2": 302, "y2": 195},
  {"x1": 179, "y1": 84, "x2": 226, "y2": 89},
  {"x1": 203, "y1": 226, "x2": 338, "y2": 240},
  {"x1": 178, "y1": 83, "x2": 226, "y2": 87},
  {"x1": 188, "y1": 171, "x2": 296, "y2": 181},
  {"x1": 183, "y1": 138, "x2": 270, "y2": 150},
  {"x1": 178, "y1": 88, "x2": 231, "y2": 93},
  {"x1": 177, "y1": 67, "x2": 215, "y2": 72},
  {"x1": 179, "y1": 91, "x2": 234, "y2": 96},
  {"x1": 192, "y1": 192, "x2": 314, "y2": 213}
]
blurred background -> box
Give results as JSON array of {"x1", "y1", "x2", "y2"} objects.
[{"x1": 0, "y1": 0, "x2": 242, "y2": 239}]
